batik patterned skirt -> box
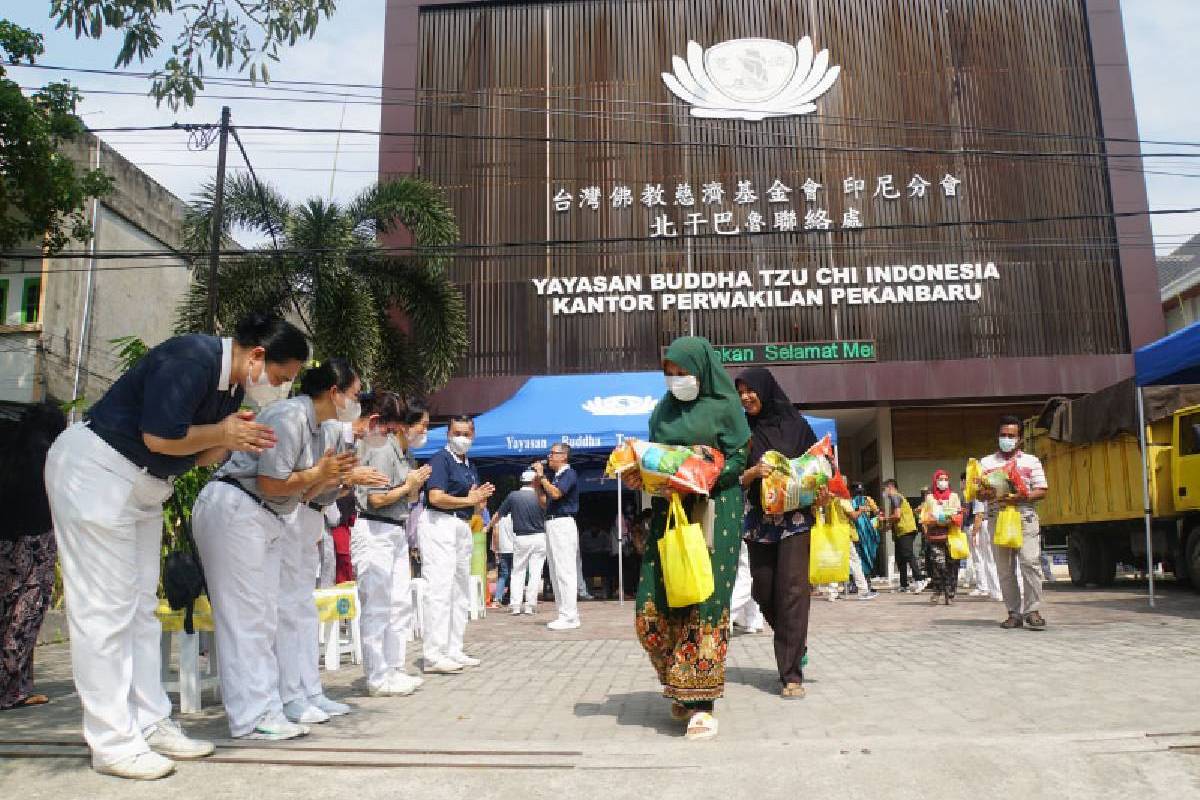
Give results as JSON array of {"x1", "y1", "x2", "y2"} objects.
[
  {"x1": 635, "y1": 485, "x2": 742, "y2": 704},
  {"x1": 1, "y1": 530, "x2": 57, "y2": 709}
]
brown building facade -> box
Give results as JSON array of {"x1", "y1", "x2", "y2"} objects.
[{"x1": 381, "y1": 0, "x2": 1160, "y2": 483}]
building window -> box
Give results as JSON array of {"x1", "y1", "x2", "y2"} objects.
[{"x1": 21, "y1": 277, "x2": 41, "y2": 324}]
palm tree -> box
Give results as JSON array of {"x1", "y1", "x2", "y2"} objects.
[{"x1": 175, "y1": 173, "x2": 467, "y2": 395}]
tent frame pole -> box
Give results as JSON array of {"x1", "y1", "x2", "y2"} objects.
[
  {"x1": 1136, "y1": 385, "x2": 1156, "y2": 609},
  {"x1": 616, "y1": 480, "x2": 625, "y2": 608}
]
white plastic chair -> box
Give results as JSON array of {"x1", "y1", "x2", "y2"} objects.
[
  {"x1": 316, "y1": 585, "x2": 362, "y2": 671},
  {"x1": 468, "y1": 574, "x2": 487, "y2": 621},
  {"x1": 159, "y1": 630, "x2": 220, "y2": 714},
  {"x1": 409, "y1": 576, "x2": 428, "y2": 641}
]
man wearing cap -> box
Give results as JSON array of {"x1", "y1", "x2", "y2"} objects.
[
  {"x1": 533, "y1": 444, "x2": 582, "y2": 631},
  {"x1": 487, "y1": 470, "x2": 548, "y2": 615}
]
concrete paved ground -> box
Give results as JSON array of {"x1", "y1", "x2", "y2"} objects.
[{"x1": 3, "y1": 579, "x2": 1200, "y2": 799}]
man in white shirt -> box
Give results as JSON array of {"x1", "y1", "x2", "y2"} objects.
[{"x1": 978, "y1": 416, "x2": 1049, "y2": 630}]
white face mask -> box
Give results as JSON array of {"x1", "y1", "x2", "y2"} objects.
[
  {"x1": 998, "y1": 436, "x2": 1019, "y2": 454},
  {"x1": 407, "y1": 431, "x2": 428, "y2": 450},
  {"x1": 335, "y1": 392, "x2": 362, "y2": 424},
  {"x1": 936, "y1": 479, "x2": 949, "y2": 491},
  {"x1": 244, "y1": 360, "x2": 281, "y2": 408},
  {"x1": 362, "y1": 429, "x2": 389, "y2": 450},
  {"x1": 666, "y1": 375, "x2": 700, "y2": 402},
  {"x1": 448, "y1": 435, "x2": 473, "y2": 455}
]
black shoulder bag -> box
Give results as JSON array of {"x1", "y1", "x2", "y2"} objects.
[{"x1": 162, "y1": 493, "x2": 207, "y2": 635}]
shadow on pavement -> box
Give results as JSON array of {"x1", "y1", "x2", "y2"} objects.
[{"x1": 573, "y1": 691, "x2": 685, "y2": 736}]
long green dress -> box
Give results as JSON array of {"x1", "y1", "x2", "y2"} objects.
[{"x1": 635, "y1": 337, "x2": 751, "y2": 706}]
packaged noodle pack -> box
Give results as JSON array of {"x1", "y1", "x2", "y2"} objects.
[
  {"x1": 760, "y1": 435, "x2": 837, "y2": 515},
  {"x1": 605, "y1": 439, "x2": 725, "y2": 497}
]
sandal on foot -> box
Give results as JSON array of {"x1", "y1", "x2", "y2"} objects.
[
  {"x1": 781, "y1": 683, "x2": 806, "y2": 699},
  {"x1": 685, "y1": 712, "x2": 718, "y2": 741},
  {"x1": 669, "y1": 701, "x2": 691, "y2": 722},
  {"x1": 1024, "y1": 611, "x2": 1046, "y2": 630}
]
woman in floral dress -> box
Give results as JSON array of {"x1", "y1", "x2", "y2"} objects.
[{"x1": 626, "y1": 337, "x2": 751, "y2": 741}]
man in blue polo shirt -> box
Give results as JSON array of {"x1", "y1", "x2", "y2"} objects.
[
  {"x1": 420, "y1": 415, "x2": 494, "y2": 673},
  {"x1": 533, "y1": 443, "x2": 582, "y2": 630}
]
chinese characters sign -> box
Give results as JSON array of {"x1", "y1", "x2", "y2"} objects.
[{"x1": 551, "y1": 173, "x2": 964, "y2": 238}]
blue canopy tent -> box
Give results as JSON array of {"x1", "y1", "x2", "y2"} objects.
[
  {"x1": 415, "y1": 371, "x2": 838, "y2": 605},
  {"x1": 415, "y1": 371, "x2": 838, "y2": 459},
  {"x1": 1133, "y1": 320, "x2": 1200, "y2": 607}
]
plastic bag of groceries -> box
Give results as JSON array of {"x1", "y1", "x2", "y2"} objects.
[
  {"x1": 760, "y1": 435, "x2": 836, "y2": 514},
  {"x1": 605, "y1": 439, "x2": 725, "y2": 497},
  {"x1": 979, "y1": 460, "x2": 1028, "y2": 499}
]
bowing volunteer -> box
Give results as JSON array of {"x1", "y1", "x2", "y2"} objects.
[
  {"x1": 352, "y1": 397, "x2": 432, "y2": 696},
  {"x1": 191, "y1": 359, "x2": 361, "y2": 742},
  {"x1": 44, "y1": 312, "x2": 307, "y2": 780}
]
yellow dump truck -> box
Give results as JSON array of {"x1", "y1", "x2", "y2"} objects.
[{"x1": 1028, "y1": 382, "x2": 1200, "y2": 589}]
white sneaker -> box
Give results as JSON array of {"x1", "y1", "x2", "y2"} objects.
[
  {"x1": 859, "y1": 591, "x2": 879, "y2": 601},
  {"x1": 510, "y1": 607, "x2": 522, "y2": 616},
  {"x1": 309, "y1": 693, "x2": 351, "y2": 716},
  {"x1": 94, "y1": 751, "x2": 176, "y2": 780},
  {"x1": 369, "y1": 673, "x2": 418, "y2": 696},
  {"x1": 547, "y1": 617, "x2": 581, "y2": 631},
  {"x1": 911, "y1": 580, "x2": 926, "y2": 595},
  {"x1": 449, "y1": 653, "x2": 481, "y2": 668},
  {"x1": 522, "y1": 605, "x2": 536, "y2": 615},
  {"x1": 392, "y1": 670, "x2": 424, "y2": 688},
  {"x1": 238, "y1": 712, "x2": 310, "y2": 741},
  {"x1": 424, "y1": 659, "x2": 464, "y2": 674},
  {"x1": 143, "y1": 717, "x2": 214, "y2": 760},
  {"x1": 283, "y1": 699, "x2": 330, "y2": 725}
]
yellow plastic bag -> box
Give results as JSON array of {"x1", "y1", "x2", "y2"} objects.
[
  {"x1": 809, "y1": 506, "x2": 850, "y2": 585},
  {"x1": 993, "y1": 506, "x2": 1024, "y2": 549},
  {"x1": 947, "y1": 526, "x2": 970, "y2": 560},
  {"x1": 657, "y1": 494, "x2": 715, "y2": 607},
  {"x1": 963, "y1": 458, "x2": 982, "y2": 503}
]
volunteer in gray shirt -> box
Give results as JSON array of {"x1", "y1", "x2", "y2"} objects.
[
  {"x1": 491, "y1": 471, "x2": 548, "y2": 616},
  {"x1": 351, "y1": 397, "x2": 432, "y2": 697},
  {"x1": 192, "y1": 360, "x2": 359, "y2": 742}
]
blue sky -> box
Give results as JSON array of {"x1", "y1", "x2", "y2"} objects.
[{"x1": 5, "y1": 1, "x2": 1197, "y2": 253}]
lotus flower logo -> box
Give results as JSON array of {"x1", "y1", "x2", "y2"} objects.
[
  {"x1": 661, "y1": 36, "x2": 840, "y2": 121},
  {"x1": 581, "y1": 395, "x2": 658, "y2": 417}
]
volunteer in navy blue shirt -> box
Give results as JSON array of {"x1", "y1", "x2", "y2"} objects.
[
  {"x1": 418, "y1": 415, "x2": 494, "y2": 673},
  {"x1": 43, "y1": 313, "x2": 307, "y2": 781},
  {"x1": 534, "y1": 443, "x2": 582, "y2": 630}
]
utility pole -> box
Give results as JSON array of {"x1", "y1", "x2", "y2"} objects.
[{"x1": 207, "y1": 106, "x2": 231, "y2": 333}]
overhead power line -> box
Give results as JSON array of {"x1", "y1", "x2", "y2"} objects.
[{"x1": 14, "y1": 61, "x2": 1200, "y2": 151}]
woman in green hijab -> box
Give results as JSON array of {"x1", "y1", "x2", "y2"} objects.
[{"x1": 624, "y1": 336, "x2": 751, "y2": 741}]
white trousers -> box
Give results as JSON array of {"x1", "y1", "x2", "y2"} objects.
[
  {"x1": 576, "y1": 543, "x2": 589, "y2": 598},
  {"x1": 351, "y1": 517, "x2": 413, "y2": 688},
  {"x1": 418, "y1": 510, "x2": 472, "y2": 663},
  {"x1": 971, "y1": 520, "x2": 1002, "y2": 597},
  {"x1": 277, "y1": 505, "x2": 324, "y2": 705},
  {"x1": 545, "y1": 517, "x2": 580, "y2": 623},
  {"x1": 44, "y1": 424, "x2": 174, "y2": 766},
  {"x1": 510, "y1": 533, "x2": 548, "y2": 611},
  {"x1": 192, "y1": 481, "x2": 285, "y2": 737},
  {"x1": 828, "y1": 543, "x2": 870, "y2": 597},
  {"x1": 730, "y1": 541, "x2": 763, "y2": 628},
  {"x1": 318, "y1": 529, "x2": 336, "y2": 589}
]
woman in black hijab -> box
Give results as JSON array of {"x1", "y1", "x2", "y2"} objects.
[{"x1": 736, "y1": 368, "x2": 818, "y2": 698}]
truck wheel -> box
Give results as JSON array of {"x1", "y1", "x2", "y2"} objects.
[
  {"x1": 1092, "y1": 538, "x2": 1117, "y2": 587},
  {"x1": 1171, "y1": 536, "x2": 1192, "y2": 587},
  {"x1": 1067, "y1": 535, "x2": 1090, "y2": 587},
  {"x1": 1188, "y1": 530, "x2": 1200, "y2": 595}
]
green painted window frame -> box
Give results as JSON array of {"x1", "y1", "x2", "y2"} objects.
[{"x1": 21, "y1": 277, "x2": 41, "y2": 325}]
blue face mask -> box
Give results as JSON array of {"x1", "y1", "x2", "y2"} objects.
[{"x1": 999, "y1": 436, "x2": 1019, "y2": 454}]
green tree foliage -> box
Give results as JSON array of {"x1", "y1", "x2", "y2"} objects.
[
  {"x1": 50, "y1": 0, "x2": 337, "y2": 109},
  {"x1": 0, "y1": 20, "x2": 113, "y2": 253},
  {"x1": 175, "y1": 174, "x2": 468, "y2": 396}
]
